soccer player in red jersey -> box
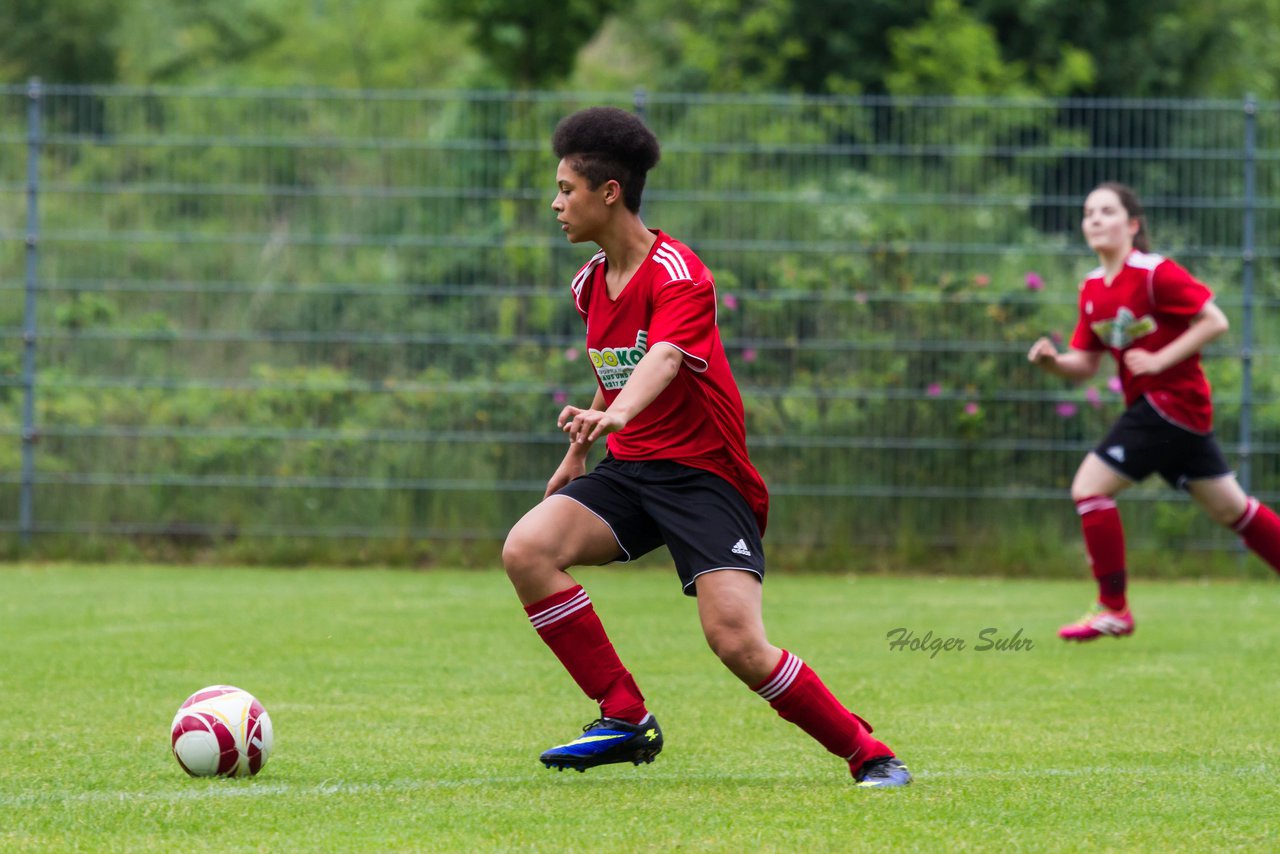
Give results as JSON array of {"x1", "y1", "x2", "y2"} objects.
[
  {"x1": 502, "y1": 106, "x2": 910, "y2": 787},
  {"x1": 1029, "y1": 182, "x2": 1280, "y2": 641}
]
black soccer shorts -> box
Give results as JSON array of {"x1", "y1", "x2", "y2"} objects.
[
  {"x1": 1092, "y1": 396, "x2": 1232, "y2": 489},
  {"x1": 554, "y1": 454, "x2": 766, "y2": 596}
]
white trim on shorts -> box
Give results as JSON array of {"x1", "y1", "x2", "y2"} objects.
[
  {"x1": 545, "y1": 493, "x2": 633, "y2": 564},
  {"x1": 1087, "y1": 450, "x2": 1137, "y2": 484},
  {"x1": 1175, "y1": 470, "x2": 1237, "y2": 490},
  {"x1": 682, "y1": 565, "x2": 764, "y2": 594},
  {"x1": 1086, "y1": 452, "x2": 1236, "y2": 492}
]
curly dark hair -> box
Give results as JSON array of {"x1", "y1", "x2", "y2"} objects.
[{"x1": 552, "y1": 107, "x2": 660, "y2": 214}]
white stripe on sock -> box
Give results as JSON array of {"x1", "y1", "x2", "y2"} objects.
[
  {"x1": 756, "y1": 652, "x2": 803, "y2": 702},
  {"x1": 528, "y1": 590, "x2": 590, "y2": 630},
  {"x1": 1233, "y1": 497, "x2": 1260, "y2": 532},
  {"x1": 1076, "y1": 497, "x2": 1117, "y2": 515}
]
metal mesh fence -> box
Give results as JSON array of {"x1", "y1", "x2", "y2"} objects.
[{"x1": 2, "y1": 83, "x2": 1278, "y2": 569}]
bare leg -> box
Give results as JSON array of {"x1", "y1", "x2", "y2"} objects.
[
  {"x1": 696, "y1": 569, "x2": 902, "y2": 782},
  {"x1": 504, "y1": 494, "x2": 649, "y2": 729},
  {"x1": 1189, "y1": 474, "x2": 1280, "y2": 572},
  {"x1": 695, "y1": 569, "x2": 781, "y2": 685},
  {"x1": 1186, "y1": 474, "x2": 1249, "y2": 526},
  {"x1": 502, "y1": 495, "x2": 622, "y2": 605},
  {"x1": 1070, "y1": 452, "x2": 1133, "y2": 502}
]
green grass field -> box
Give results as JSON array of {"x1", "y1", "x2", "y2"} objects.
[{"x1": 2, "y1": 564, "x2": 1277, "y2": 852}]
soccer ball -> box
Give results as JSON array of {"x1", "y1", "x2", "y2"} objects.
[{"x1": 170, "y1": 685, "x2": 273, "y2": 778}]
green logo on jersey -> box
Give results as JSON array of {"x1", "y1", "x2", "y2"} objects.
[
  {"x1": 589, "y1": 330, "x2": 648, "y2": 390},
  {"x1": 1090, "y1": 307, "x2": 1157, "y2": 349}
]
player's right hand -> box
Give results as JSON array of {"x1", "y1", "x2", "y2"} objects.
[{"x1": 1027, "y1": 337, "x2": 1058, "y2": 366}]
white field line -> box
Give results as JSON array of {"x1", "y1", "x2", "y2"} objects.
[{"x1": 5, "y1": 764, "x2": 1267, "y2": 809}]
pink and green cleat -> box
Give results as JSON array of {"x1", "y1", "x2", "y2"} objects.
[{"x1": 1058, "y1": 605, "x2": 1134, "y2": 641}]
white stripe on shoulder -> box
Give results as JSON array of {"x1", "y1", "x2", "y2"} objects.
[
  {"x1": 653, "y1": 243, "x2": 692, "y2": 283},
  {"x1": 571, "y1": 251, "x2": 607, "y2": 296},
  {"x1": 571, "y1": 251, "x2": 607, "y2": 314},
  {"x1": 1127, "y1": 251, "x2": 1165, "y2": 271},
  {"x1": 654, "y1": 253, "x2": 683, "y2": 284}
]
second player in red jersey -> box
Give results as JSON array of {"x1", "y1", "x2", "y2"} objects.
[
  {"x1": 1071, "y1": 250, "x2": 1214, "y2": 433},
  {"x1": 1029, "y1": 182, "x2": 1280, "y2": 642}
]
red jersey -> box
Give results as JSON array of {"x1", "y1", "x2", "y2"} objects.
[
  {"x1": 1070, "y1": 250, "x2": 1215, "y2": 433},
  {"x1": 571, "y1": 230, "x2": 770, "y2": 534}
]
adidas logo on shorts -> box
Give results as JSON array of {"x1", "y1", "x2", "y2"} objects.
[{"x1": 731, "y1": 539, "x2": 752, "y2": 557}]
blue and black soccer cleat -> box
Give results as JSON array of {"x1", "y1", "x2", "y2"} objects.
[
  {"x1": 854, "y1": 756, "x2": 912, "y2": 788},
  {"x1": 540, "y1": 715, "x2": 663, "y2": 772}
]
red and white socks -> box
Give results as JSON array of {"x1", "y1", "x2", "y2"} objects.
[
  {"x1": 524, "y1": 585, "x2": 648, "y2": 725},
  {"x1": 527, "y1": 590, "x2": 892, "y2": 776},
  {"x1": 1073, "y1": 492, "x2": 1280, "y2": 597},
  {"x1": 1232, "y1": 497, "x2": 1280, "y2": 573},
  {"x1": 752, "y1": 649, "x2": 891, "y2": 777},
  {"x1": 1076, "y1": 495, "x2": 1128, "y2": 611}
]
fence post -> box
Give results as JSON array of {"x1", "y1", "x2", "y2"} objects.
[
  {"x1": 633, "y1": 87, "x2": 647, "y2": 122},
  {"x1": 20, "y1": 77, "x2": 42, "y2": 548},
  {"x1": 1239, "y1": 94, "x2": 1257, "y2": 514}
]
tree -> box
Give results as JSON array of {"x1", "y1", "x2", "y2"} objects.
[
  {"x1": 437, "y1": 0, "x2": 624, "y2": 88},
  {"x1": 576, "y1": 0, "x2": 934, "y2": 94},
  {"x1": 586, "y1": 0, "x2": 1275, "y2": 99},
  {"x1": 885, "y1": 0, "x2": 1093, "y2": 97},
  {"x1": 0, "y1": 0, "x2": 125, "y2": 83},
  {"x1": 968, "y1": 0, "x2": 1233, "y2": 97},
  {"x1": 136, "y1": 0, "x2": 284, "y2": 83}
]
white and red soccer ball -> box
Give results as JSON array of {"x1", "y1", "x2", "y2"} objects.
[{"x1": 170, "y1": 685, "x2": 273, "y2": 778}]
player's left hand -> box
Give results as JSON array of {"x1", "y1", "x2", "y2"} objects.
[
  {"x1": 1123, "y1": 348, "x2": 1164, "y2": 376},
  {"x1": 560, "y1": 407, "x2": 627, "y2": 444}
]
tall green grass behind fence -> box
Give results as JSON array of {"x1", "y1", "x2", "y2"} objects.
[{"x1": 1, "y1": 85, "x2": 1278, "y2": 573}]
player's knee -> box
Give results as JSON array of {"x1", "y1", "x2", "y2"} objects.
[
  {"x1": 501, "y1": 527, "x2": 546, "y2": 578},
  {"x1": 703, "y1": 625, "x2": 764, "y2": 673},
  {"x1": 1206, "y1": 498, "x2": 1247, "y2": 527},
  {"x1": 1069, "y1": 482, "x2": 1099, "y2": 503}
]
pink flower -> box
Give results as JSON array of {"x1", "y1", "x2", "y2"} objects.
[
  {"x1": 964, "y1": 402, "x2": 980, "y2": 416},
  {"x1": 926, "y1": 382, "x2": 942, "y2": 397},
  {"x1": 1025, "y1": 272, "x2": 1044, "y2": 291},
  {"x1": 741, "y1": 348, "x2": 757, "y2": 363},
  {"x1": 854, "y1": 291, "x2": 869, "y2": 305},
  {"x1": 1108, "y1": 376, "x2": 1123, "y2": 394},
  {"x1": 722, "y1": 293, "x2": 739, "y2": 310},
  {"x1": 973, "y1": 273, "x2": 990, "y2": 287},
  {"x1": 1085, "y1": 387, "x2": 1102, "y2": 408},
  {"x1": 552, "y1": 390, "x2": 568, "y2": 405},
  {"x1": 1056, "y1": 402, "x2": 1077, "y2": 418},
  {"x1": 563, "y1": 347, "x2": 579, "y2": 362},
  {"x1": 1051, "y1": 331, "x2": 1064, "y2": 345}
]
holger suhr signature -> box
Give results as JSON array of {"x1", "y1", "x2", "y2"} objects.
[{"x1": 886, "y1": 627, "x2": 1034, "y2": 659}]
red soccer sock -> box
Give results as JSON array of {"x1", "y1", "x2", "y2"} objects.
[
  {"x1": 752, "y1": 650, "x2": 891, "y2": 777},
  {"x1": 1232, "y1": 497, "x2": 1280, "y2": 574},
  {"x1": 1076, "y1": 496, "x2": 1127, "y2": 611},
  {"x1": 524, "y1": 585, "x2": 648, "y2": 724}
]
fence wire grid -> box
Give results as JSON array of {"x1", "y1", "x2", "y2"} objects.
[{"x1": 3, "y1": 83, "x2": 1280, "y2": 568}]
